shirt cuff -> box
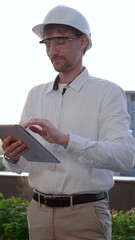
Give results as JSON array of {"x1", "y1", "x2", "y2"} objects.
[
  {"x1": 67, "y1": 133, "x2": 88, "y2": 151},
  {"x1": 2, "y1": 155, "x2": 29, "y2": 174}
]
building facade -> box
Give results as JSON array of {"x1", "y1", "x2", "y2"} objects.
[
  {"x1": 118, "y1": 91, "x2": 135, "y2": 176},
  {"x1": 126, "y1": 91, "x2": 135, "y2": 138}
]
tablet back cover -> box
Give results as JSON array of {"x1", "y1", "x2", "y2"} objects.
[{"x1": 0, "y1": 125, "x2": 60, "y2": 163}]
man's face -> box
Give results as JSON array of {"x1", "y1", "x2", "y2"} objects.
[{"x1": 43, "y1": 29, "x2": 84, "y2": 73}]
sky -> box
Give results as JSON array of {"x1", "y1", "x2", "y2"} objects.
[{"x1": 0, "y1": 0, "x2": 135, "y2": 124}]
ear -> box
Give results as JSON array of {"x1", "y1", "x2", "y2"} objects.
[{"x1": 80, "y1": 35, "x2": 88, "y2": 51}]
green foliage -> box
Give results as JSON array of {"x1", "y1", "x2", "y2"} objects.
[
  {"x1": 0, "y1": 140, "x2": 4, "y2": 155},
  {"x1": 0, "y1": 193, "x2": 29, "y2": 240},
  {"x1": 0, "y1": 163, "x2": 5, "y2": 171},
  {"x1": 112, "y1": 208, "x2": 135, "y2": 239}
]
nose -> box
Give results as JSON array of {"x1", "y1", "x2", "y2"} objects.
[{"x1": 47, "y1": 44, "x2": 59, "y2": 58}]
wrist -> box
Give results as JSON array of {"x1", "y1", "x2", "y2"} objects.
[
  {"x1": 63, "y1": 134, "x2": 69, "y2": 149},
  {"x1": 4, "y1": 154, "x2": 19, "y2": 164}
]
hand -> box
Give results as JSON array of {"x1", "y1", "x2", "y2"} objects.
[
  {"x1": 2, "y1": 135, "x2": 29, "y2": 161},
  {"x1": 23, "y1": 118, "x2": 69, "y2": 148}
]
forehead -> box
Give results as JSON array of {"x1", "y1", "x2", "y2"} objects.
[{"x1": 43, "y1": 24, "x2": 80, "y2": 37}]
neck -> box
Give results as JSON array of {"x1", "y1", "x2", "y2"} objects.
[{"x1": 58, "y1": 66, "x2": 84, "y2": 84}]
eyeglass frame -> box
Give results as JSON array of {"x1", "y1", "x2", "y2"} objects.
[{"x1": 39, "y1": 35, "x2": 82, "y2": 49}]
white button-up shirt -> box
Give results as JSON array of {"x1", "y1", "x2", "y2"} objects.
[{"x1": 3, "y1": 68, "x2": 135, "y2": 194}]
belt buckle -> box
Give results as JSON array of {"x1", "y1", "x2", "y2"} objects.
[
  {"x1": 44, "y1": 196, "x2": 70, "y2": 207},
  {"x1": 44, "y1": 197, "x2": 58, "y2": 207}
]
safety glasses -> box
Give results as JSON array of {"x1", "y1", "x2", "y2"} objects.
[{"x1": 39, "y1": 35, "x2": 81, "y2": 50}]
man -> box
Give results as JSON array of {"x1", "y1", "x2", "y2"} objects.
[{"x1": 2, "y1": 5, "x2": 135, "y2": 240}]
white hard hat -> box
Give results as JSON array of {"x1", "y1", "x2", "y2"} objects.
[{"x1": 32, "y1": 5, "x2": 92, "y2": 51}]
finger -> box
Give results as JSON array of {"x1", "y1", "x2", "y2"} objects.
[
  {"x1": 5, "y1": 142, "x2": 29, "y2": 160},
  {"x1": 4, "y1": 140, "x2": 27, "y2": 155},
  {"x1": 23, "y1": 119, "x2": 48, "y2": 129},
  {"x1": 2, "y1": 135, "x2": 14, "y2": 149},
  {"x1": 9, "y1": 147, "x2": 29, "y2": 160},
  {"x1": 28, "y1": 125, "x2": 43, "y2": 135},
  {"x1": 23, "y1": 118, "x2": 40, "y2": 128}
]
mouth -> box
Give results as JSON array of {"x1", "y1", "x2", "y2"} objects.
[{"x1": 51, "y1": 57, "x2": 65, "y2": 64}]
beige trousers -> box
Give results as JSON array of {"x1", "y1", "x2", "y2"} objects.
[{"x1": 27, "y1": 198, "x2": 112, "y2": 240}]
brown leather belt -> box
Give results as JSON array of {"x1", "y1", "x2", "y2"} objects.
[{"x1": 33, "y1": 191, "x2": 107, "y2": 207}]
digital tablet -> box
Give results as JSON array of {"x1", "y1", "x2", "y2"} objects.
[{"x1": 0, "y1": 124, "x2": 60, "y2": 163}]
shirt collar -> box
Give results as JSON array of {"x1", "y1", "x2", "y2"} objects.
[
  {"x1": 46, "y1": 67, "x2": 89, "y2": 94},
  {"x1": 69, "y1": 68, "x2": 89, "y2": 91}
]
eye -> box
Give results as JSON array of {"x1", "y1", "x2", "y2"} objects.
[
  {"x1": 44, "y1": 40, "x2": 51, "y2": 48},
  {"x1": 56, "y1": 38, "x2": 66, "y2": 45}
]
